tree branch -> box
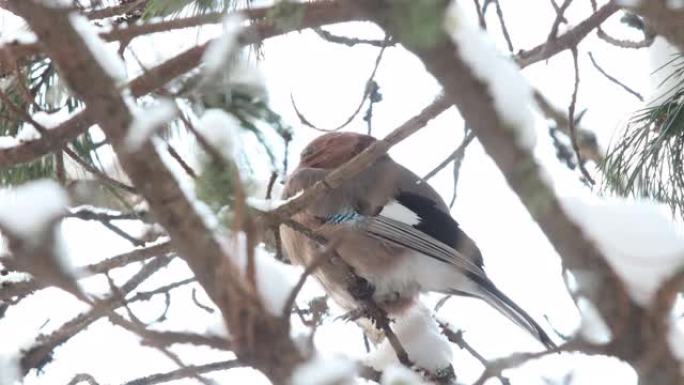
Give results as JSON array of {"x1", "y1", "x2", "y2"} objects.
[
  {"x1": 0, "y1": 0, "x2": 366, "y2": 169},
  {"x1": 10, "y1": 2, "x2": 311, "y2": 382},
  {"x1": 271, "y1": 95, "x2": 452, "y2": 219},
  {"x1": 122, "y1": 360, "x2": 243, "y2": 385},
  {"x1": 626, "y1": 0, "x2": 684, "y2": 52},
  {"x1": 353, "y1": 1, "x2": 682, "y2": 384},
  {"x1": 516, "y1": 1, "x2": 620, "y2": 68}
]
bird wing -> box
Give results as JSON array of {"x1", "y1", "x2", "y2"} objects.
[
  {"x1": 359, "y1": 191, "x2": 487, "y2": 280},
  {"x1": 283, "y1": 161, "x2": 486, "y2": 275}
]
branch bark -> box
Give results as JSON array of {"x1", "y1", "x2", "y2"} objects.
[
  {"x1": 8, "y1": 1, "x2": 315, "y2": 383},
  {"x1": 0, "y1": 0, "x2": 365, "y2": 169},
  {"x1": 626, "y1": 1, "x2": 684, "y2": 52},
  {"x1": 515, "y1": 1, "x2": 620, "y2": 68},
  {"x1": 353, "y1": 1, "x2": 682, "y2": 385},
  {"x1": 270, "y1": 95, "x2": 452, "y2": 219}
]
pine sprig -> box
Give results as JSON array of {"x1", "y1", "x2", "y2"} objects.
[{"x1": 602, "y1": 54, "x2": 684, "y2": 214}]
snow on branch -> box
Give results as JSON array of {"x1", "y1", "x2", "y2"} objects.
[
  {"x1": 69, "y1": 13, "x2": 126, "y2": 82},
  {"x1": 561, "y1": 197, "x2": 684, "y2": 306},
  {"x1": 445, "y1": 2, "x2": 536, "y2": 149},
  {"x1": 352, "y1": 1, "x2": 683, "y2": 384},
  {"x1": 8, "y1": 1, "x2": 307, "y2": 382},
  {"x1": 0, "y1": 179, "x2": 67, "y2": 240},
  {"x1": 0, "y1": 0, "x2": 367, "y2": 170}
]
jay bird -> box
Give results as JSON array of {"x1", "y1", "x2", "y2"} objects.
[{"x1": 280, "y1": 132, "x2": 555, "y2": 349}]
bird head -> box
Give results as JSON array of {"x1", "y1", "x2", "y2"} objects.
[{"x1": 298, "y1": 132, "x2": 376, "y2": 169}]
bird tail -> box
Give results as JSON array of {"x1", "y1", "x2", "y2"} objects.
[{"x1": 451, "y1": 275, "x2": 557, "y2": 350}]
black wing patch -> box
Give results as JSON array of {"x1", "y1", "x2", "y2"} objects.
[
  {"x1": 394, "y1": 191, "x2": 483, "y2": 268},
  {"x1": 395, "y1": 191, "x2": 461, "y2": 248}
]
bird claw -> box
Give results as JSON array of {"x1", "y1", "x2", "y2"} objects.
[{"x1": 337, "y1": 303, "x2": 391, "y2": 330}]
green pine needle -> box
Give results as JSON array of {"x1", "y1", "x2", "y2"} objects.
[{"x1": 602, "y1": 54, "x2": 684, "y2": 215}]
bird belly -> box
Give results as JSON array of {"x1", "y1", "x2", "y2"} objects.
[{"x1": 312, "y1": 228, "x2": 417, "y2": 312}]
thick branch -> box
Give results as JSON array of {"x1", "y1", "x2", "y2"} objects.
[
  {"x1": 626, "y1": 1, "x2": 684, "y2": 52},
  {"x1": 20, "y1": 256, "x2": 172, "y2": 373},
  {"x1": 354, "y1": 1, "x2": 682, "y2": 385},
  {"x1": 10, "y1": 2, "x2": 309, "y2": 382},
  {"x1": 0, "y1": 0, "x2": 365, "y2": 169},
  {"x1": 271, "y1": 96, "x2": 452, "y2": 219}
]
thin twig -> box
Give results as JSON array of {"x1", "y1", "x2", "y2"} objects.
[
  {"x1": 422, "y1": 130, "x2": 476, "y2": 181},
  {"x1": 63, "y1": 147, "x2": 138, "y2": 193},
  {"x1": 590, "y1": 0, "x2": 655, "y2": 49},
  {"x1": 516, "y1": 1, "x2": 620, "y2": 68},
  {"x1": 473, "y1": 0, "x2": 487, "y2": 29},
  {"x1": 265, "y1": 171, "x2": 278, "y2": 200},
  {"x1": 191, "y1": 288, "x2": 215, "y2": 314},
  {"x1": 166, "y1": 143, "x2": 197, "y2": 179},
  {"x1": 56, "y1": 150, "x2": 66, "y2": 185},
  {"x1": 98, "y1": 220, "x2": 146, "y2": 247},
  {"x1": 493, "y1": 0, "x2": 514, "y2": 52},
  {"x1": 597, "y1": 28, "x2": 654, "y2": 48},
  {"x1": 438, "y1": 321, "x2": 510, "y2": 385},
  {"x1": 549, "y1": 0, "x2": 569, "y2": 24},
  {"x1": 68, "y1": 207, "x2": 143, "y2": 222},
  {"x1": 314, "y1": 27, "x2": 395, "y2": 47},
  {"x1": 568, "y1": 48, "x2": 595, "y2": 185},
  {"x1": 20, "y1": 257, "x2": 173, "y2": 373},
  {"x1": 587, "y1": 52, "x2": 644, "y2": 101},
  {"x1": 271, "y1": 95, "x2": 452, "y2": 220},
  {"x1": 107, "y1": 311, "x2": 214, "y2": 385},
  {"x1": 66, "y1": 373, "x2": 100, "y2": 385},
  {"x1": 0, "y1": 87, "x2": 137, "y2": 195},
  {"x1": 281, "y1": 241, "x2": 338, "y2": 320},
  {"x1": 122, "y1": 360, "x2": 242, "y2": 385},
  {"x1": 77, "y1": 242, "x2": 173, "y2": 277},
  {"x1": 547, "y1": 0, "x2": 573, "y2": 42},
  {"x1": 291, "y1": 33, "x2": 391, "y2": 132}
]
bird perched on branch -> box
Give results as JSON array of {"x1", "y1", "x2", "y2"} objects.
[{"x1": 280, "y1": 132, "x2": 555, "y2": 349}]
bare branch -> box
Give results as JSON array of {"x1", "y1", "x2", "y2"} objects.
[
  {"x1": 122, "y1": 360, "x2": 242, "y2": 385},
  {"x1": 533, "y1": 90, "x2": 602, "y2": 163},
  {"x1": 568, "y1": 48, "x2": 595, "y2": 185},
  {"x1": 493, "y1": 0, "x2": 514, "y2": 52},
  {"x1": 314, "y1": 27, "x2": 396, "y2": 47},
  {"x1": 66, "y1": 373, "x2": 100, "y2": 385},
  {"x1": 271, "y1": 95, "x2": 452, "y2": 220},
  {"x1": 625, "y1": 1, "x2": 684, "y2": 52},
  {"x1": 547, "y1": 0, "x2": 573, "y2": 42},
  {"x1": 353, "y1": 1, "x2": 683, "y2": 384},
  {"x1": 21, "y1": 256, "x2": 172, "y2": 374},
  {"x1": 10, "y1": 2, "x2": 313, "y2": 381},
  {"x1": 84, "y1": 0, "x2": 147, "y2": 20},
  {"x1": 587, "y1": 52, "x2": 644, "y2": 101},
  {"x1": 516, "y1": 1, "x2": 620, "y2": 68},
  {"x1": 472, "y1": 0, "x2": 487, "y2": 30},
  {"x1": 291, "y1": 35, "x2": 391, "y2": 132},
  {"x1": 0, "y1": 0, "x2": 367, "y2": 169},
  {"x1": 422, "y1": 130, "x2": 476, "y2": 181}
]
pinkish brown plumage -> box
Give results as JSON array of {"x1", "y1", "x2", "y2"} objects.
[{"x1": 280, "y1": 132, "x2": 556, "y2": 349}]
